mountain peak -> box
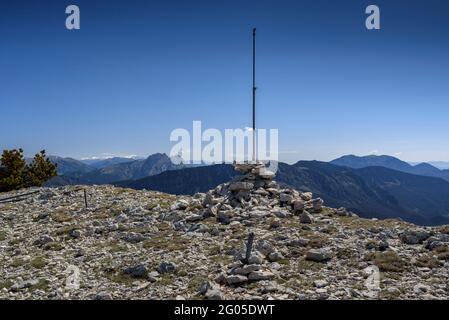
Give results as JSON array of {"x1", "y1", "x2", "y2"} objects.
[
  {"x1": 330, "y1": 154, "x2": 411, "y2": 170},
  {"x1": 330, "y1": 154, "x2": 449, "y2": 182}
]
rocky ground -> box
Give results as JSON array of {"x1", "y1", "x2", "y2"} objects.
[{"x1": 1, "y1": 163, "x2": 449, "y2": 300}]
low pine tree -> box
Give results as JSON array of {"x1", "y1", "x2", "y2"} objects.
[
  {"x1": 0, "y1": 149, "x2": 58, "y2": 192},
  {"x1": 27, "y1": 150, "x2": 58, "y2": 187},
  {"x1": 0, "y1": 148, "x2": 27, "y2": 191}
]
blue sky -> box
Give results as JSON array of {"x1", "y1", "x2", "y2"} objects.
[{"x1": 1, "y1": 0, "x2": 448, "y2": 163}]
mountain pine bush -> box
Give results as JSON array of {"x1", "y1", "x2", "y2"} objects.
[{"x1": 0, "y1": 149, "x2": 57, "y2": 192}]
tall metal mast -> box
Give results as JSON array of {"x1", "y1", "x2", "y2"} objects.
[{"x1": 252, "y1": 28, "x2": 257, "y2": 162}]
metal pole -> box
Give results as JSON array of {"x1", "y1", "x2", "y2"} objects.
[
  {"x1": 244, "y1": 231, "x2": 255, "y2": 264},
  {"x1": 252, "y1": 28, "x2": 256, "y2": 163},
  {"x1": 83, "y1": 189, "x2": 88, "y2": 208}
]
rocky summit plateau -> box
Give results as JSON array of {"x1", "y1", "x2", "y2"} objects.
[{"x1": 1, "y1": 163, "x2": 449, "y2": 300}]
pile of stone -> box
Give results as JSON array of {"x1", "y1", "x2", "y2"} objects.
[
  {"x1": 162, "y1": 162, "x2": 354, "y2": 290},
  {"x1": 165, "y1": 162, "x2": 351, "y2": 233}
]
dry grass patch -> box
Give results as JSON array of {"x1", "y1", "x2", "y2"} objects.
[
  {"x1": 415, "y1": 254, "x2": 442, "y2": 269},
  {"x1": 142, "y1": 232, "x2": 190, "y2": 251},
  {"x1": 434, "y1": 245, "x2": 449, "y2": 261},
  {"x1": 365, "y1": 251, "x2": 407, "y2": 272},
  {"x1": 296, "y1": 258, "x2": 325, "y2": 273},
  {"x1": 438, "y1": 225, "x2": 449, "y2": 235},
  {"x1": 337, "y1": 216, "x2": 406, "y2": 231},
  {"x1": 51, "y1": 210, "x2": 73, "y2": 223},
  {"x1": 307, "y1": 234, "x2": 329, "y2": 249}
]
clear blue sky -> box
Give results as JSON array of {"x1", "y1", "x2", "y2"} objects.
[{"x1": 1, "y1": 0, "x2": 448, "y2": 163}]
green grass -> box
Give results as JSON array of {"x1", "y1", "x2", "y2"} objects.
[
  {"x1": 30, "y1": 256, "x2": 47, "y2": 269},
  {"x1": 0, "y1": 230, "x2": 7, "y2": 241},
  {"x1": 30, "y1": 279, "x2": 49, "y2": 291},
  {"x1": 43, "y1": 242, "x2": 64, "y2": 251},
  {"x1": 142, "y1": 232, "x2": 189, "y2": 251},
  {"x1": 8, "y1": 238, "x2": 21, "y2": 246},
  {"x1": 11, "y1": 258, "x2": 26, "y2": 268},
  {"x1": 104, "y1": 267, "x2": 136, "y2": 286},
  {"x1": 296, "y1": 258, "x2": 325, "y2": 273},
  {"x1": 209, "y1": 254, "x2": 233, "y2": 265},
  {"x1": 187, "y1": 275, "x2": 205, "y2": 292},
  {"x1": 109, "y1": 242, "x2": 128, "y2": 253},
  {"x1": 158, "y1": 274, "x2": 175, "y2": 286},
  {"x1": 0, "y1": 280, "x2": 13, "y2": 290}
]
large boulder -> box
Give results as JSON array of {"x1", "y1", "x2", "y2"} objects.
[
  {"x1": 300, "y1": 211, "x2": 314, "y2": 224},
  {"x1": 226, "y1": 275, "x2": 248, "y2": 286},
  {"x1": 306, "y1": 248, "x2": 333, "y2": 262},
  {"x1": 157, "y1": 262, "x2": 177, "y2": 274},
  {"x1": 123, "y1": 264, "x2": 148, "y2": 278},
  {"x1": 229, "y1": 182, "x2": 254, "y2": 192},
  {"x1": 400, "y1": 230, "x2": 432, "y2": 245}
]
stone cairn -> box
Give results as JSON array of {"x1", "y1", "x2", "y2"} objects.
[{"x1": 165, "y1": 162, "x2": 350, "y2": 291}]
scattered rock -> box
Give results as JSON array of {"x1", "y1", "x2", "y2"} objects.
[
  {"x1": 226, "y1": 275, "x2": 248, "y2": 286},
  {"x1": 10, "y1": 279, "x2": 39, "y2": 291},
  {"x1": 311, "y1": 198, "x2": 324, "y2": 213},
  {"x1": 292, "y1": 200, "x2": 305, "y2": 213},
  {"x1": 122, "y1": 232, "x2": 147, "y2": 243},
  {"x1": 205, "y1": 288, "x2": 222, "y2": 300},
  {"x1": 157, "y1": 262, "x2": 176, "y2": 274},
  {"x1": 300, "y1": 211, "x2": 313, "y2": 224},
  {"x1": 313, "y1": 280, "x2": 328, "y2": 288},
  {"x1": 1, "y1": 163, "x2": 448, "y2": 300},
  {"x1": 256, "y1": 240, "x2": 275, "y2": 257},
  {"x1": 123, "y1": 264, "x2": 148, "y2": 278},
  {"x1": 69, "y1": 229, "x2": 81, "y2": 239},
  {"x1": 90, "y1": 292, "x2": 113, "y2": 300},
  {"x1": 33, "y1": 235, "x2": 54, "y2": 246},
  {"x1": 248, "y1": 254, "x2": 264, "y2": 265},
  {"x1": 301, "y1": 192, "x2": 313, "y2": 201},
  {"x1": 400, "y1": 230, "x2": 432, "y2": 245},
  {"x1": 279, "y1": 193, "x2": 293, "y2": 204},
  {"x1": 234, "y1": 264, "x2": 261, "y2": 275},
  {"x1": 248, "y1": 271, "x2": 275, "y2": 281},
  {"x1": 229, "y1": 182, "x2": 254, "y2": 192},
  {"x1": 268, "y1": 251, "x2": 284, "y2": 262},
  {"x1": 413, "y1": 284, "x2": 431, "y2": 294},
  {"x1": 306, "y1": 248, "x2": 333, "y2": 262}
]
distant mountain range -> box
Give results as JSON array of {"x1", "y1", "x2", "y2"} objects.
[
  {"x1": 430, "y1": 162, "x2": 449, "y2": 170},
  {"x1": 411, "y1": 161, "x2": 449, "y2": 170},
  {"x1": 331, "y1": 155, "x2": 449, "y2": 182},
  {"x1": 47, "y1": 156, "x2": 94, "y2": 175},
  {"x1": 80, "y1": 157, "x2": 140, "y2": 169},
  {"x1": 113, "y1": 161, "x2": 449, "y2": 226},
  {"x1": 44, "y1": 153, "x2": 449, "y2": 225},
  {"x1": 46, "y1": 153, "x2": 182, "y2": 186}
]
